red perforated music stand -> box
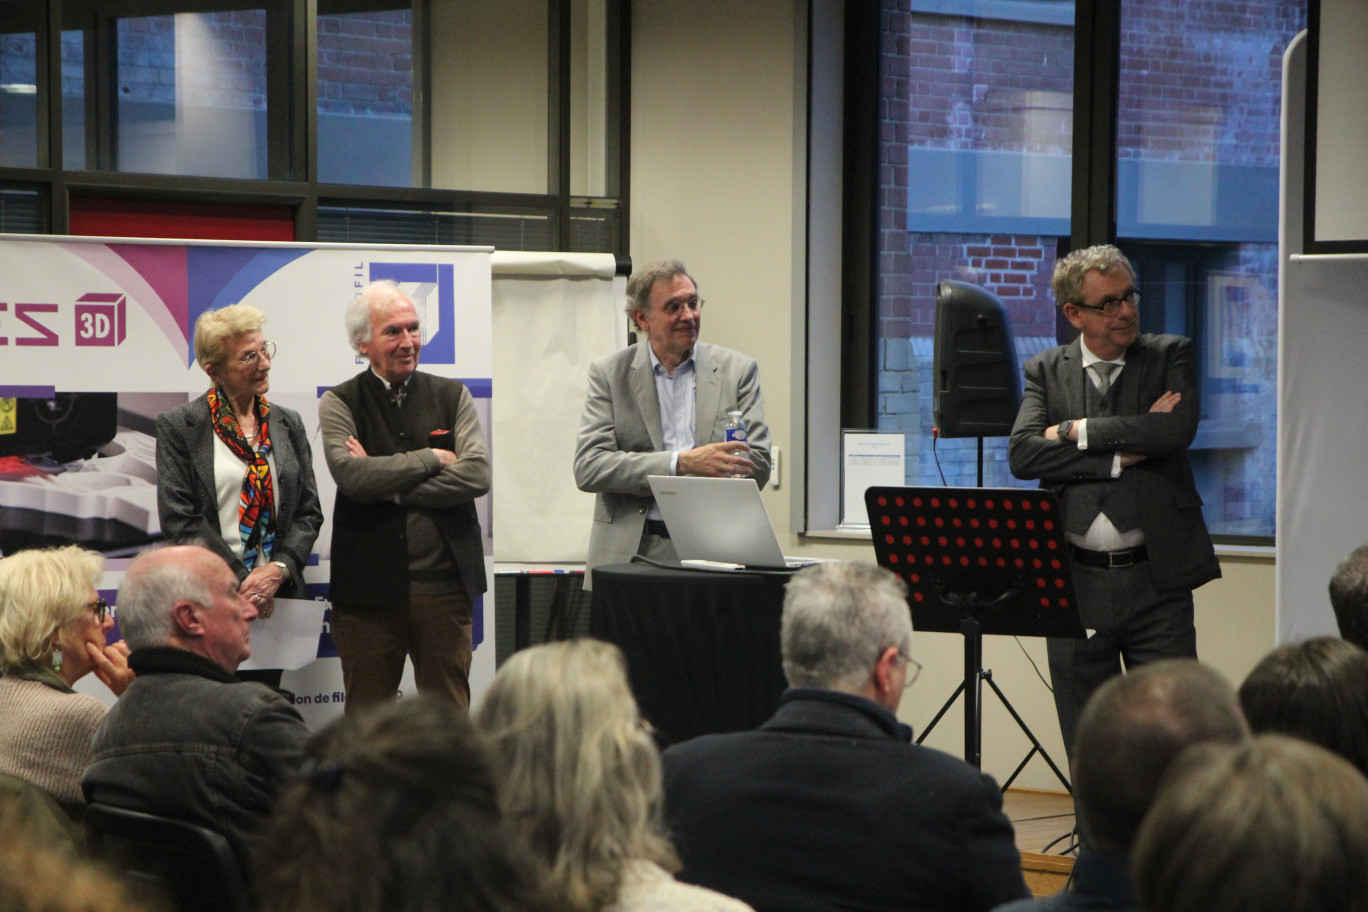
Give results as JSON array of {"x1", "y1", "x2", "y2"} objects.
[{"x1": 865, "y1": 486, "x2": 1085, "y2": 788}]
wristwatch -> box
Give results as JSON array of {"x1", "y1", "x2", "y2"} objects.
[
  {"x1": 271, "y1": 560, "x2": 290, "y2": 580},
  {"x1": 1057, "y1": 419, "x2": 1074, "y2": 443}
]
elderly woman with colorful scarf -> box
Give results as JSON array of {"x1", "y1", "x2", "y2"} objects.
[{"x1": 155, "y1": 304, "x2": 323, "y2": 685}]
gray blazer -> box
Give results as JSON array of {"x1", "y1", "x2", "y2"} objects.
[
  {"x1": 155, "y1": 394, "x2": 324, "y2": 592},
  {"x1": 1008, "y1": 333, "x2": 1219, "y2": 592},
  {"x1": 573, "y1": 341, "x2": 770, "y2": 581}
]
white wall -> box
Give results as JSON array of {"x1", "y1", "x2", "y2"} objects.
[{"x1": 629, "y1": 0, "x2": 1278, "y2": 790}]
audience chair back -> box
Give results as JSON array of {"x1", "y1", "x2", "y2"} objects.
[{"x1": 84, "y1": 803, "x2": 253, "y2": 912}]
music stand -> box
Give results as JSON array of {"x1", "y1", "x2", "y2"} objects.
[{"x1": 865, "y1": 486, "x2": 1086, "y2": 791}]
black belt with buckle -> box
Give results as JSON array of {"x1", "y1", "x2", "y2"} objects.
[
  {"x1": 644, "y1": 519, "x2": 671, "y2": 538},
  {"x1": 1068, "y1": 543, "x2": 1148, "y2": 569}
]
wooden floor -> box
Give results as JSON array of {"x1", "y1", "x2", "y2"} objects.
[
  {"x1": 1003, "y1": 789, "x2": 1076, "y2": 897},
  {"x1": 1004, "y1": 788, "x2": 1076, "y2": 855}
]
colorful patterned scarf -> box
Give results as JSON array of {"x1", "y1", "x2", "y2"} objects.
[{"x1": 206, "y1": 388, "x2": 277, "y2": 569}]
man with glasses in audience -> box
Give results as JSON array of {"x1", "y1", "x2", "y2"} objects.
[
  {"x1": 574, "y1": 259, "x2": 770, "y2": 587},
  {"x1": 1009, "y1": 245, "x2": 1220, "y2": 768},
  {"x1": 661, "y1": 561, "x2": 1028, "y2": 912}
]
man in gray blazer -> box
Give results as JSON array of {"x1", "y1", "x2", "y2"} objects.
[
  {"x1": 574, "y1": 259, "x2": 770, "y2": 587},
  {"x1": 1009, "y1": 244, "x2": 1220, "y2": 763}
]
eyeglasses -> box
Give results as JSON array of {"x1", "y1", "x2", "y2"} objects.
[
  {"x1": 1072, "y1": 290, "x2": 1140, "y2": 317},
  {"x1": 87, "y1": 597, "x2": 108, "y2": 623},
  {"x1": 236, "y1": 341, "x2": 278, "y2": 366},
  {"x1": 659, "y1": 296, "x2": 705, "y2": 316},
  {"x1": 897, "y1": 650, "x2": 922, "y2": 690}
]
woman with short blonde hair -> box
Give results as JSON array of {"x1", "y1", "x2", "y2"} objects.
[
  {"x1": 474, "y1": 639, "x2": 752, "y2": 912},
  {"x1": 0, "y1": 545, "x2": 133, "y2": 819},
  {"x1": 156, "y1": 303, "x2": 323, "y2": 687}
]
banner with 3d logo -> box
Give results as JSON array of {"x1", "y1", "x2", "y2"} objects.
[{"x1": 0, "y1": 235, "x2": 494, "y2": 727}]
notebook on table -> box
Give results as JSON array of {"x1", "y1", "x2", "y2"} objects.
[{"x1": 647, "y1": 475, "x2": 820, "y2": 570}]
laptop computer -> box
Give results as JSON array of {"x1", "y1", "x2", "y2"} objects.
[{"x1": 647, "y1": 475, "x2": 819, "y2": 570}]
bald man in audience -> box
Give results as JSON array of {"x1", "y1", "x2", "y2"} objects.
[
  {"x1": 993, "y1": 659, "x2": 1248, "y2": 912},
  {"x1": 82, "y1": 545, "x2": 309, "y2": 865},
  {"x1": 662, "y1": 561, "x2": 1028, "y2": 912}
]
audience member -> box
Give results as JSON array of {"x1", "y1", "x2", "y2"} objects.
[
  {"x1": 1132, "y1": 734, "x2": 1368, "y2": 912},
  {"x1": 256, "y1": 696, "x2": 562, "y2": 912},
  {"x1": 0, "y1": 796, "x2": 155, "y2": 912},
  {"x1": 1329, "y1": 542, "x2": 1368, "y2": 652},
  {"x1": 993, "y1": 660, "x2": 1248, "y2": 912},
  {"x1": 474, "y1": 639, "x2": 752, "y2": 912},
  {"x1": 1237, "y1": 635, "x2": 1368, "y2": 776},
  {"x1": 661, "y1": 560, "x2": 1029, "y2": 912},
  {"x1": 0, "y1": 545, "x2": 133, "y2": 820},
  {"x1": 82, "y1": 544, "x2": 309, "y2": 865}
]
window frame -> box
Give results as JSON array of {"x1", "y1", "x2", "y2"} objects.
[{"x1": 0, "y1": 0, "x2": 629, "y2": 254}]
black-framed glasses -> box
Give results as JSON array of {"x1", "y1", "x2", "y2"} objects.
[
  {"x1": 236, "y1": 341, "x2": 278, "y2": 366},
  {"x1": 1072, "y1": 290, "x2": 1140, "y2": 317},
  {"x1": 659, "y1": 296, "x2": 704, "y2": 316},
  {"x1": 897, "y1": 650, "x2": 922, "y2": 690},
  {"x1": 87, "y1": 597, "x2": 108, "y2": 623}
]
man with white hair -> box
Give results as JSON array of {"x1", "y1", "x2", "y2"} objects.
[
  {"x1": 660, "y1": 560, "x2": 1028, "y2": 912},
  {"x1": 319, "y1": 279, "x2": 490, "y2": 712},
  {"x1": 82, "y1": 544, "x2": 309, "y2": 865}
]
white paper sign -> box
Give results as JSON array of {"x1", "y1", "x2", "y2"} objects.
[
  {"x1": 238, "y1": 598, "x2": 329, "y2": 671},
  {"x1": 841, "y1": 432, "x2": 906, "y2": 527}
]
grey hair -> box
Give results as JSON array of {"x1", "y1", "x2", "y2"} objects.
[
  {"x1": 781, "y1": 561, "x2": 912, "y2": 692},
  {"x1": 116, "y1": 545, "x2": 215, "y2": 649},
  {"x1": 345, "y1": 280, "x2": 415, "y2": 354},
  {"x1": 624, "y1": 260, "x2": 695, "y2": 319},
  {"x1": 1051, "y1": 244, "x2": 1135, "y2": 307},
  {"x1": 472, "y1": 639, "x2": 677, "y2": 912}
]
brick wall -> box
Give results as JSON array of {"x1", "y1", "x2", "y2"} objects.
[{"x1": 60, "y1": 10, "x2": 412, "y2": 116}]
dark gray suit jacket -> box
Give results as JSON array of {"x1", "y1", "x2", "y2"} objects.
[
  {"x1": 1008, "y1": 333, "x2": 1219, "y2": 592},
  {"x1": 155, "y1": 393, "x2": 323, "y2": 592},
  {"x1": 662, "y1": 689, "x2": 1029, "y2": 912},
  {"x1": 573, "y1": 341, "x2": 770, "y2": 580}
]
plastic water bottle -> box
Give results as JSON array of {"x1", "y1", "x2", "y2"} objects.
[{"x1": 724, "y1": 410, "x2": 747, "y2": 477}]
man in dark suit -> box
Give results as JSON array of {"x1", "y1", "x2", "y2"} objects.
[
  {"x1": 660, "y1": 561, "x2": 1029, "y2": 912},
  {"x1": 1009, "y1": 244, "x2": 1220, "y2": 762},
  {"x1": 573, "y1": 259, "x2": 770, "y2": 587}
]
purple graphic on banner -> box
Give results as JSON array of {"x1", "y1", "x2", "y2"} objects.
[
  {"x1": 58, "y1": 242, "x2": 189, "y2": 362},
  {"x1": 187, "y1": 247, "x2": 313, "y2": 366}
]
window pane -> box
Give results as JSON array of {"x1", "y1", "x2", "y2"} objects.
[
  {"x1": 317, "y1": 6, "x2": 413, "y2": 187},
  {"x1": 61, "y1": 29, "x2": 85, "y2": 170},
  {"x1": 569, "y1": 0, "x2": 616, "y2": 197},
  {"x1": 0, "y1": 30, "x2": 38, "y2": 167},
  {"x1": 428, "y1": 0, "x2": 548, "y2": 193},
  {"x1": 880, "y1": 2, "x2": 1073, "y2": 490},
  {"x1": 1117, "y1": 0, "x2": 1306, "y2": 538},
  {"x1": 115, "y1": 12, "x2": 268, "y2": 179}
]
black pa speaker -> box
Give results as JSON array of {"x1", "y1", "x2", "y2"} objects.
[{"x1": 932, "y1": 280, "x2": 1021, "y2": 438}]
